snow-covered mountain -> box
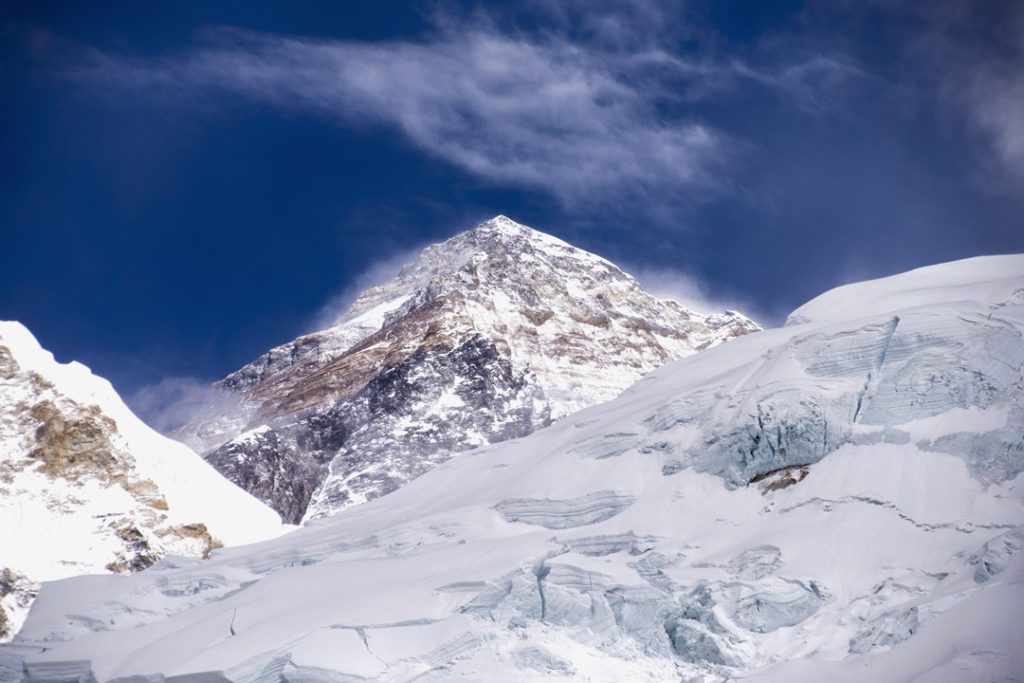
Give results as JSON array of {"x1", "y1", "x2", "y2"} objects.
[
  {"x1": 0, "y1": 322, "x2": 283, "y2": 641},
  {"x1": 8, "y1": 254, "x2": 1022, "y2": 682},
  {"x1": 175, "y1": 216, "x2": 758, "y2": 523}
]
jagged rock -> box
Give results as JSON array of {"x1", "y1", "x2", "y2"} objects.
[{"x1": 177, "y1": 216, "x2": 758, "y2": 522}]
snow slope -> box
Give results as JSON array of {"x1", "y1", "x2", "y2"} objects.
[
  {"x1": 0, "y1": 322, "x2": 283, "y2": 640},
  {"x1": 5, "y1": 255, "x2": 1024, "y2": 681}
]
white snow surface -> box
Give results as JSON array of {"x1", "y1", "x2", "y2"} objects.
[
  {"x1": 786, "y1": 253, "x2": 1024, "y2": 326},
  {"x1": 5, "y1": 255, "x2": 1024, "y2": 681},
  {"x1": 0, "y1": 322, "x2": 284, "y2": 638}
]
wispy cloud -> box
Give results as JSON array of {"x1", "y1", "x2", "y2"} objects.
[
  {"x1": 965, "y1": 60, "x2": 1024, "y2": 183},
  {"x1": 905, "y1": 0, "x2": 1024, "y2": 186},
  {"x1": 731, "y1": 55, "x2": 867, "y2": 113},
  {"x1": 66, "y1": 20, "x2": 860, "y2": 208}
]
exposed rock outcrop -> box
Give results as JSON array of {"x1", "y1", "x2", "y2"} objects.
[{"x1": 178, "y1": 216, "x2": 758, "y2": 522}]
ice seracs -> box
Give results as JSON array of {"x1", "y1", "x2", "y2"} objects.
[
  {"x1": 7, "y1": 254, "x2": 1022, "y2": 681},
  {"x1": 0, "y1": 322, "x2": 283, "y2": 641},
  {"x1": 175, "y1": 215, "x2": 759, "y2": 523}
]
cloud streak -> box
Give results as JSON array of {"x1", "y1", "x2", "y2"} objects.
[{"x1": 67, "y1": 24, "x2": 859, "y2": 208}]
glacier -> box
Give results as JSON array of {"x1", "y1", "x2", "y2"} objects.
[{"x1": 3, "y1": 254, "x2": 1023, "y2": 681}]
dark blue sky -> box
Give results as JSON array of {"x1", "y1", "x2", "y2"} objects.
[{"x1": 2, "y1": 1, "x2": 1022, "y2": 402}]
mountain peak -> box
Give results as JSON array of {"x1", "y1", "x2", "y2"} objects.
[
  {"x1": 476, "y1": 213, "x2": 521, "y2": 230},
  {"x1": 174, "y1": 217, "x2": 760, "y2": 523},
  {"x1": 472, "y1": 214, "x2": 539, "y2": 236},
  {"x1": 460, "y1": 214, "x2": 579, "y2": 257}
]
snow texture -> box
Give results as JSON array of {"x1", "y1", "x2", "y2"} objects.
[{"x1": 4, "y1": 254, "x2": 1024, "y2": 682}]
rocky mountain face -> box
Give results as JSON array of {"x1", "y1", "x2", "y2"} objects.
[
  {"x1": 11, "y1": 255, "x2": 1023, "y2": 682},
  {"x1": 0, "y1": 323, "x2": 282, "y2": 641},
  {"x1": 176, "y1": 216, "x2": 759, "y2": 523}
]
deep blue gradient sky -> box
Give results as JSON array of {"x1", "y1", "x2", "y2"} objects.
[{"x1": 2, "y1": 1, "x2": 1023, "y2": 402}]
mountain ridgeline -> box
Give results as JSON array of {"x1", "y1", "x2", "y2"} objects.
[{"x1": 175, "y1": 216, "x2": 759, "y2": 523}]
